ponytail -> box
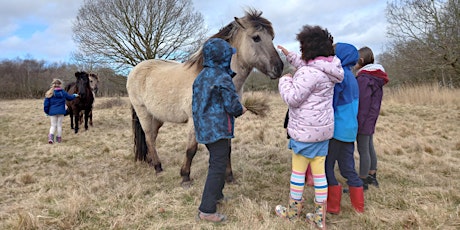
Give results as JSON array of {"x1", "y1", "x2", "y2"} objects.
[{"x1": 45, "y1": 87, "x2": 54, "y2": 98}]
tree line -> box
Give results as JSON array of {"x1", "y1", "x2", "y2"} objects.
[
  {"x1": 1, "y1": 0, "x2": 458, "y2": 100},
  {"x1": 381, "y1": 0, "x2": 459, "y2": 88},
  {"x1": 0, "y1": 58, "x2": 127, "y2": 99}
]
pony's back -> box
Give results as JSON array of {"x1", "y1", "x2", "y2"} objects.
[{"x1": 127, "y1": 59, "x2": 201, "y2": 124}]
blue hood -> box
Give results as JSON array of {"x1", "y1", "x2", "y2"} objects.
[
  {"x1": 202, "y1": 38, "x2": 236, "y2": 77},
  {"x1": 335, "y1": 42, "x2": 358, "y2": 68}
]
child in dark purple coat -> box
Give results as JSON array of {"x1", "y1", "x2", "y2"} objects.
[{"x1": 355, "y1": 47, "x2": 389, "y2": 189}]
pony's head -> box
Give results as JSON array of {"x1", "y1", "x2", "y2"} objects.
[
  {"x1": 75, "y1": 71, "x2": 90, "y2": 98},
  {"x1": 187, "y1": 9, "x2": 283, "y2": 80},
  {"x1": 89, "y1": 73, "x2": 99, "y2": 95}
]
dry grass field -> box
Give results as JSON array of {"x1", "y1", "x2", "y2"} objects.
[{"x1": 0, "y1": 85, "x2": 459, "y2": 230}]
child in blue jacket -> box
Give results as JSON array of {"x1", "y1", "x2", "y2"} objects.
[
  {"x1": 325, "y1": 43, "x2": 364, "y2": 214},
  {"x1": 44, "y1": 79, "x2": 78, "y2": 144},
  {"x1": 192, "y1": 38, "x2": 246, "y2": 222}
]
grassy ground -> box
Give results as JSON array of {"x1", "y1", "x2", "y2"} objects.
[{"x1": 0, "y1": 85, "x2": 459, "y2": 230}]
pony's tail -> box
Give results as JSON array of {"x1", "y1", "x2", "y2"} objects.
[{"x1": 132, "y1": 106, "x2": 148, "y2": 161}]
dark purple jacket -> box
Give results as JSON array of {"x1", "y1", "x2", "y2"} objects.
[{"x1": 356, "y1": 64, "x2": 389, "y2": 135}]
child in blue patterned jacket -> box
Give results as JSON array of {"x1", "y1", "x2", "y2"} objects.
[{"x1": 192, "y1": 38, "x2": 247, "y2": 223}]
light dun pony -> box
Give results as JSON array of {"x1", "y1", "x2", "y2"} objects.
[
  {"x1": 80, "y1": 73, "x2": 99, "y2": 126},
  {"x1": 127, "y1": 9, "x2": 283, "y2": 186}
]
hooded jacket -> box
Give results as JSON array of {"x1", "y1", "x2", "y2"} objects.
[
  {"x1": 333, "y1": 43, "x2": 360, "y2": 142},
  {"x1": 279, "y1": 52, "x2": 344, "y2": 143},
  {"x1": 356, "y1": 63, "x2": 389, "y2": 135},
  {"x1": 192, "y1": 38, "x2": 243, "y2": 144},
  {"x1": 44, "y1": 88, "x2": 76, "y2": 115}
]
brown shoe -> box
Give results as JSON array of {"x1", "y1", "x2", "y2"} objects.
[{"x1": 196, "y1": 212, "x2": 227, "y2": 223}]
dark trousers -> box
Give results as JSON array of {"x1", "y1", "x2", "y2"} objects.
[
  {"x1": 198, "y1": 139, "x2": 230, "y2": 213},
  {"x1": 325, "y1": 138, "x2": 363, "y2": 187}
]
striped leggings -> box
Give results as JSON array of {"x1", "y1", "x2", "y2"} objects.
[{"x1": 290, "y1": 153, "x2": 327, "y2": 203}]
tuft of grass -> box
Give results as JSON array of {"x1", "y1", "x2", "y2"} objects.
[{"x1": 242, "y1": 92, "x2": 270, "y2": 117}]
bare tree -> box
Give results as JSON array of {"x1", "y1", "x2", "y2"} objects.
[
  {"x1": 386, "y1": 0, "x2": 460, "y2": 87},
  {"x1": 73, "y1": 0, "x2": 207, "y2": 70}
]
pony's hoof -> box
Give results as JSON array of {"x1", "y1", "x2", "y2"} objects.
[
  {"x1": 225, "y1": 173, "x2": 236, "y2": 184},
  {"x1": 181, "y1": 179, "x2": 194, "y2": 189},
  {"x1": 153, "y1": 164, "x2": 163, "y2": 174}
]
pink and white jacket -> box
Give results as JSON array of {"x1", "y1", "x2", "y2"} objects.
[{"x1": 279, "y1": 52, "x2": 344, "y2": 143}]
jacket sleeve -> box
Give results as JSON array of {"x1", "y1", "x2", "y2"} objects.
[
  {"x1": 278, "y1": 68, "x2": 316, "y2": 108},
  {"x1": 63, "y1": 90, "x2": 76, "y2": 100},
  {"x1": 357, "y1": 76, "x2": 372, "y2": 125},
  {"x1": 219, "y1": 75, "x2": 243, "y2": 117},
  {"x1": 286, "y1": 52, "x2": 307, "y2": 69},
  {"x1": 44, "y1": 98, "x2": 50, "y2": 115}
]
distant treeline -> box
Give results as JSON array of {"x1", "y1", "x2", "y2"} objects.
[
  {"x1": 0, "y1": 58, "x2": 127, "y2": 99},
  {"x1": 0, "y1": 58, "x2": 286, "y2": 100}
]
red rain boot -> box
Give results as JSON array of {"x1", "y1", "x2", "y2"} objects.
[
  {"x1": 349, "y1": 186, "x2": 364, "y2": 213},
  {"x1": 327, "y1": 184, "x2": 342, "y2": 214},
  {"x1": 306, "y1": 164, "x2": 314, "y2": 186}
]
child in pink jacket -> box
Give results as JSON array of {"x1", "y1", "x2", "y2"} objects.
[{"x1": 275, "y1": 25, "x2": 343, "y2": 230}]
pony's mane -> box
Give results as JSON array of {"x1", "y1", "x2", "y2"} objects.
[{"x1": 185, "y1": 9, "x2": 274, "y2": 68}]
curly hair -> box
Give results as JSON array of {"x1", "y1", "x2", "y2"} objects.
[{"x1": 296, "y1": 25, "x2": 334, "y2": 62}]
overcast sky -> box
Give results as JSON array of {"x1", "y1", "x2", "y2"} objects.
[{"x1": 0, "y1": 0, "x2": 390, "y2": 63}]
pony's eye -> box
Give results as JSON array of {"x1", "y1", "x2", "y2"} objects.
[{"x1": 252, "y1": 35, "x2": 261, "y2": 42}]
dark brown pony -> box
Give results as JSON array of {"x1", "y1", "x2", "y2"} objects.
[
  {"x1": 65, "y1": 71, "x2": 94, "y2": 133},
  {"x1": 66, "y1": 73, "x2": 99, "y2": 126}
]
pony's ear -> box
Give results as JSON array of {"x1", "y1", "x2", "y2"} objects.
[{"x1": 234, "y1": 17, "x2": 246, "y2": 29}]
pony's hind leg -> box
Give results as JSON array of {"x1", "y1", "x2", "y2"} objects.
[
  {"x1": 226, "y1": 142, "x2": 234, "y2": 183},
  {"x1": 180, "y1": 125, "x2": 198, "y2": 187},
  {"x1": 144, "y1": 118, "x2": 163, "y2": 172},
  {"x1": 89, "y1": 110, "x2": 93, "y2": 126},
  {"x1": 133, "y1": 105, "x2": 163, "y2": 173},
  {"x1": 69, "y1": 109, "x2": 75, "y2": 129}
]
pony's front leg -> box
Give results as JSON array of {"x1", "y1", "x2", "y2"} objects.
[
  {"x1": 69, "y1": 112, "x2": 74, "y2": 129},
  {"x1": 225, "y1": 140, "x2": 234, "y2": 183},
  {"x1": 180, "y1": 126, "x2": 198, "y2": 187},
  {"x1": 74, "y1": 112, "x2": 79, "y2": 134},
  {"x1": 84, "y1": 109, "x2": 90, "y2": 130}
]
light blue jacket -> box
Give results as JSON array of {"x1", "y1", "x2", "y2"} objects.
[{"x1": 333, "y1": 43, "x2": 359, "y2": 142}]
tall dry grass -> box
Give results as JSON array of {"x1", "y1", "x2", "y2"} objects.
[{"x1": 0, "y1": 85, "x2": 459, "y2": 230}]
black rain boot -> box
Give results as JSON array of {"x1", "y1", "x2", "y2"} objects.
[
  {"x1": 360, "y1": 177, "x2": 369, "y2": 190},
  {"x1": 368, "y1": 173, "x2": 379, "y2": 188}
]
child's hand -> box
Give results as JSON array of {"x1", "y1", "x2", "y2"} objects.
[
  {"x1": 242, "y1": 106, "x2": 248, "y2": 114},
  {"x1": 73, "y1": 94, "x2": 79, "y2": 97},
  {"x1": 277, "y1": 45, "x2": 289, "y2": 56}
]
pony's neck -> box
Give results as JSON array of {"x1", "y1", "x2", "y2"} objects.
[{"x1": 232, "y1": 64, "x2": 251, "y2": 98}]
